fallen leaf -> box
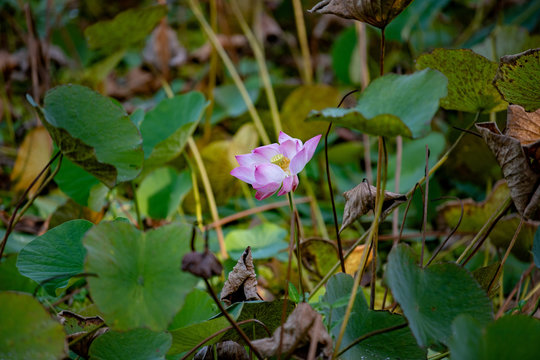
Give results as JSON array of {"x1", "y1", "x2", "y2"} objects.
[
  {"x1": 476, "y1": 122, "x2": 540, "y2": 219},
  {"x1": 505, "y1": 105, "x2": 540, "y2": 145},
  {"x1": 10, "y1": 127, "x2": 52, "y2": 196},
  {"x1": 251, "y1": 302, "x2": 333, "y2": 359},
  {"x1": 143, "y1": 22, "x2": 187, "y2": 74},
  {"x1": 344, "y1": 244, "x2": 372, "y2": 275},
  {"x1": 341, "y1": 182, "x2": 407, "y2": 232},
  {"x1": 220, "y1": 247, "x2": 259, "y2": 306},
  {"x1": 309, "y1": 0, "x2": 414, "y2": 29},
  {"x1": 181, "y1": 250, "x2": 223, "y2": 279}
]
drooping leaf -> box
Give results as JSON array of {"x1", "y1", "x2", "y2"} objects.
[
  {"x1": 281, "y1": 84, "x2": 340, "y2": 140},
  {"x1": 309, "y1": 0, "x2": 414, "y2": 29},
  {"x1": 10, "y1": 127, "x2": 52, "y2": 196},
  {"x1": 251, "y1": 303, "x2": 333, "y2": 359},
  {"x1": 37, "y1": 85, "x2": 144, "y2": 188},
  {"x1": 494, "y1": 48, "x2": 540, "y2": 112},
  {"x1": 308, "y1": 69, "x2": 447, "y2": 139},
  {"x1": 140, "y1": 92, "x2": 208, "y2": 167},
  {"x1": 137, "y1": 167, "x2": 192, "y2": 220},
  {"x1": 17, "y1": 219, "x2": 93, "y2": 295},
  {"x1": 225, "y1": 223, "x2": 287, "y2": 260},
  {"x1": 322, "y1": 273, "x2": 425, "y2": 360},
  {"x1": 448, "y1": 314, "x2": 540, "y2": 360},
  {"x1": 416, "y1": 48, "x2": 507, "y2": 113},
  {"x1": 89, "y1": 328, "x2": 172, "y2": 360},
  {"x1": 85, "y1": 5, "x2": 167, "y2": 54},
  {"x1": 0, "y1": 292, "x2": 65, "y2": 359},
  {"x1": 341, "y1": 182, "x2": 407, "y2": 232},
  {"x1": 84, "y1": 221, "x2": 198, "y2": 331},
  {"x1": 476, "y1": 122, "x2": 540, "y2": 219},
  {"x1": 221, "y1": 247, "x2": 259, "y2": 306},
  {"x1": 505, "y1": 105, "x2": 540, "y2": 145},
  {"x1": 386, "y1": 244, "x2": 493, "y2": 347}
]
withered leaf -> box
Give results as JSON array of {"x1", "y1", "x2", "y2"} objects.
[
  {"x1": 476, "y1": 122, "x2": 540, "y2": 219},
  {"x1": 181, "y1": 250, "x2": 223, "y2": 279},
  {"x1": 220, "y1": 247, "x2": 259, "y2": 306},
  {"x1": 341, "y1": 182, "x2": 407, "y2": 232},
  {"x1": 58, "y1": 310, "x2": 107, "y2": 358},
  {"x1": 251, "y1": 303, "x2": 333, "y2": 359},
  {"x1": 506, "y1": 105, "x2": 540, "y2": 145},
  {"x1": 309, "y1": 0, "x2": 414, "y2": 29}
]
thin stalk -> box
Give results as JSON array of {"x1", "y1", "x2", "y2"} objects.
[
  {"x1": 292, "y1": 0, "x2": 313, "y2": 84},
  {"x1": 396, "y1": 184, "x2": 419, "y2": 246},
  {"x1": 185, "y1": 154, "x2": 204, "y2": 231},
  {"x1": 300, "y1": 172, "x2": 329, "y2": 239},
  {"x1": 420, "y1": 145, "x2": 430, "y2": 267},
  {"x1": 337, "y1": 321, "x2": 408, "y2": 357},
  {"x1": 325, "y1": 122, "x2": 346, "y2": 273},
  {"x1": 429, "y1": 352, "x2": 450, "y2": 360},
  {"x1": 187, "y1": 137, "x2": 227, "y2": 258},
  {"x1": 203, "y1": 278, "x2": 263, "y2": 359},
  {"x1": 406, "y1": 112, "x2": 481, "y2": 198},
  {"x1": 288, "y1": 193, "x2": 304, "y2": 301},
  {"x1": 188, "y1": 0, "x2": 271, "y2": 145},
  {"x1": 392, "y1": 136, "x2": 403, "y2": 236},
  {"x1": 379, "y1": 27, "x2": 386, "y2": 76},
  {"x1": 487, "y1": 217, "x2": 524, "y2": 293},
  {"x1": 456, "y1": 195, "x2": 512, "y2": 265},
  {"x1": 231, "y1": 0, "x2": 282, "y2": 139},
  {"x1": 0, "y1": 151, "x2": 61, "y2": 259},
  {"x1": 523, "y1": 282, "x2": 540, "y2": 303},
  {"x1": 180, "y1": 319, "x2": 271, "y2": 360},
  {"x1": 203, "y1": 0, "x2": 218, "y2": 142},
  {"x1": 131, "y1": 182, "x2": 143, "y2": 229}
]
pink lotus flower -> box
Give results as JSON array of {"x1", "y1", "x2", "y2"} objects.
[{"x1": 231, "y1": 132, "x2": 322, "y2": 200}]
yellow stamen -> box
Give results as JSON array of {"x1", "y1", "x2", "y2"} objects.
[{"x1": 271, "y1": 153, "x2": 290, "y2": 172}]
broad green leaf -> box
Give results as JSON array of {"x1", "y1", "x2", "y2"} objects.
[
  {"x1": 449, "y1": 314, "x2": 540, "y2": 360},
  {"x1": 168, "y1": 315, "x2": 230, "y2": 355},
  {"x1": 281, "y1": 84, "x2": 340, "y2": 140},
  {"x1": 38, "y1": 85, "x2": 144, "y2": 188},
  {"x1": 416, "y1": 48, "x2": 507, "y2": 113},
  {"x1": 472, "y1": 25, "x2": 531, "y2": 61},
  {"x1": 84, "y1": 221, "x2": 198, "y2": 331},
  {"x1": 89, "y1": 328, "x2": 172, "y2": 360},
  {"x1": 137, "y1": 167, "x2": 192, "y2": 220},
  {"x1": 386, "y1": 244, "x2": 493, "y2": 347},
  {"x1": 0, "y1": 292, "x2": 65, "y2": 359},
  {"x1": 494, "y1": 48, "x2": 540, "y2": 112},
  {"x1": 53, "y1": 156, "x2": 102, "y2": 207},
  {"x1": 85, "y1": 5, "x2": 167, "y2": 53},
  {"x1": 533, "y1": 226, "x2": 540, "y2": 268},
  {"x1": 0, "y1": 255, "x2": 38, "y2": 293},
  {"x1": 211, "y1": 77, "x2": 260, "y2": 124},
  {"x1": 168, "y1": 289, "x2": 217, "y2": 330},
  {"x1": 331, "y1": 27, "x2": 360, "y2": 85},
  {"x1": 225, "y1": 223, "x2": 287, "y2": 260},
  {"x1": 309, "y1": 69, "x2": 447, "y2": 138},
  {"x1": 322, "y1": 273, "x2": 425, "y2": 360},
  {"x1": 17, "y1": 220, "x2": 93, "y2": 295},
  {"x1": 140, "y1": 92, "x2": 208, "y2": 166}
]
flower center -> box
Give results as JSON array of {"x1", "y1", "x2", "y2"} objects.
[{"x1": 271, "y1": 153, "x2": 290, "y2": 172}]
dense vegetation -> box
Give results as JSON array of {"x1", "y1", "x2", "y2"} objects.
[{"x1": 1, "y1": 0, "x2": 540, "y2": 359}]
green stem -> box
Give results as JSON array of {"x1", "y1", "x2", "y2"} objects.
[
  {"x1": 131, "y1": 182, "x2": 143, "y2": 229},
  {"x1": 292, "y1": 0, "x2": 313, "y2": 84},
  {"x1": 188, "y1": 0, "x2": 270, "y2": 145},
  {"x1": 288, "y1": 193, "x2": 304, "y2": 301}
]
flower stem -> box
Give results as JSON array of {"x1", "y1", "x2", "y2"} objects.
[
  {"x1": 188, "y1": 0, "x2": 271, "y2": 145},
  {"x1": 131, "y1": 181, "x2": 143, "y2": 229},
  {"x1": 288, "y1": 192, "x2": 304, "y2": 301}
]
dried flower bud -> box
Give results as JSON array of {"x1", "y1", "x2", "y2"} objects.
[{"x1": 181, "y1": 250, "x2": 223, "y2": 279}]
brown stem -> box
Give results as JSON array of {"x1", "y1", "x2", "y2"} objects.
[
  {"x1": 203, "y1": 278, "x2": 263, "y2": 359},
  {"x1": 420, "y1": 146, "x2": 430, "y2": 267},
  {"x1": 379, "y1": 27, "x2": 386, "y2": 77},
  {"x1": 0, "y1": 151, "x2": 61, "y2": 259}
]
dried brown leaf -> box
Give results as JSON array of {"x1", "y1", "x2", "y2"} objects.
[
  {"x1": 181, "y1": 250, "x2": 223, "y2": 279},
  {"x1": 58, "y1": 310, "x2": 107, "y2": 358},
  {"x1": 220, "y1": 247, "x2": 259, "y2": 306},
  {"x1": 506, "y1": 105, "x2": 540, "y2": 145},
  {"x1": 341, "y1": 183, "x2": 407, "y2": 232},
  {"x1": 476, "y1": 122, "x2": 540, "y2": 219},
  {"x1": 251, "y1": 303, "x2": 333, "y2": 359},
  {"x1": 309, "y1": 0, "x2": 414, "y2": 29}
]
